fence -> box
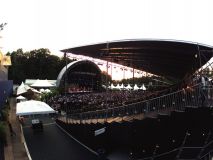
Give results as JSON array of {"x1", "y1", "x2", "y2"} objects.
[
  {"x1": 61, "y1": 83, "x2": 213, "y2": 123},
  {"x1": 139, "y1": 138, "x2": 213, "y2": 160}
]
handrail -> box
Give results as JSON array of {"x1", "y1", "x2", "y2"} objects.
[
  {"x1": 139, "y1": 148, "x2": 179, "y2": 160},
  {"x1": 200, "y1": 139, "x2": 213, "y2": 159},
  {"x1": 69, "y1": 83, "x2": 200, "y2": 115},
  {"x1": 139, "y1": 139, "x2": 213, "y2": 160},
  {"x1": 67, "y1": 83, "x2": 205, "y2": 121},
  {"x1": 200, "y1": 149, "x2": 213, "y2": 160}
]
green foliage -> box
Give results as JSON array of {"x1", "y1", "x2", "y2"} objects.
[
  {"x1": 101, "y1": 71, "x2": 112, "y2": 85},
  {"x1": 0, "y1": 105, "x2": 9, "y2": 122},
  {"x1": 7, "y1": 48, "x2": 75, "y2": 84},
  {"x1": 40, "y1": 88, "x2": 60, "y2": 102},
  {"x1": 0, "y1": 122, "x2": 6, "y2": 145}
]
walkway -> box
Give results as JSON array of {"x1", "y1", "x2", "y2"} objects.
[
  {"x1": 23, "y1": 123, "x2": 98, "y2": 160},
  {"x1": 4, "y1": 98, "x2": 99, "y2": 160},
  {"x1": 4, "y1": 98, "x2": 29, "y2": 160}
]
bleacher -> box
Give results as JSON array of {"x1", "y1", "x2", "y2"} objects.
[{"x1": 56, "y1": 106, "x2": 213, "y2": 160}]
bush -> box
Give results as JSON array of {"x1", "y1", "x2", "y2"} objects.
[
  {"x1": 0, "y1": 122, "x2": 7, "y2": 145},
  {"x1": 0, "y1": 107, "x2": 9, "y2": 122}
]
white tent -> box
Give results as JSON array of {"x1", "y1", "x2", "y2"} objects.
[
  {"x1": 133, "y1": 84, "x2": 140, "y2": 90},
  {"x1": 109, "y1": 83, "x2": 117, "y2": 89},
  {"x1": 119, "y1": 83, "x2": 124, "y2": 89},
  {"x1": 16, "y1": 100, "x2": 56, "y2": 116},
  {"x1": 114, "y1": 84, "x2": 120, "y2": 90},
  {"x1": 140, "y1": 84, "x2": 147, "y2": 91},
  {"x1": 17, "y1": 82, "x2": 41, "y2": 95},
  {"x1": 31, "y1": 79, "x2": 54, "y2": 88},
  {"x1": 45, "y1": 89, "x2": 51, "y2": 93},
  {"x1": 40, "y1": 88, "x2": 45, "y2": 93},
  {"x1": 17, "y1": 82, "x2": 28, "y2": 95},
  {"x1": 16, "y1": 95, "x2": 26, "y2": 100},
  {"x1": 125, "y1": 84, "x2": 132, "y2": 90}
]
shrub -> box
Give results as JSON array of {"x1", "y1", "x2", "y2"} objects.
[
  {"x1": 0, "y1": 122, "x2": 7, "y2": 145},
  {"x1": 1, "y1": 107, "x2": 9, "y2": 122}
]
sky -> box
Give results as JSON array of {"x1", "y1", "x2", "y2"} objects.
[{"x1": 1, "y1": 0, "x2": 213, "y2": 80}]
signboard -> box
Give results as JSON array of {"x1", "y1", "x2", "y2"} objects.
[{"x1": 94, "y1": 127, "x2": 106, "y2": 136}]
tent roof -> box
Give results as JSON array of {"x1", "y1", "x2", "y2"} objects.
[
  {"x1": 25, "y1": 79, "x2": 56, "y2": 86},
  {"x1": 17, "y1": 82, "x2": 28, "y2": 95},
  {"x1": 16, "y1": 95, "x2": 26, "y2": 100},
  {"x1": 141, "y1": 84, "x2": 146, "y2": 90},
  {"x1": 133, "y1": 84, "x2": 140, "y2": 90},
  {"x1": 16, "y1": 100, "x2": 55, "y2": 116},
  {"x1": 31, "y1": 79, "x2": 54, "y2": 88},
  {"x1": 17, "y1": 82, "x2": 41, "y2": 95},
  {"x1": 126, "y1": 84, "x2": 132, "y2": 89},
  {"x1": 61, "y1": 39, "x2": 213, "y2": 80}
]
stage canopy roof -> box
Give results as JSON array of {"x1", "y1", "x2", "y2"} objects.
[
  {"x1": 61, "y1": 39, "x2": 213, "y2": 80},
  {"x1": 16, "y1": 100, "x2": 55, "y2": 116}
]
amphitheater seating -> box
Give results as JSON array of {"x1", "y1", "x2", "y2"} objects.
[{"x1": 56, "y1": 107, "x2": 213, "y2": 160}]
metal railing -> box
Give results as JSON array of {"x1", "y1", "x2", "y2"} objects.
[
  {"x1": 139, "y1": 137, "x2": 213, "y2": 160},
  {"x1": 60, "y1": 83, "x2": 213, "y2": 123},
  {"x1": 200, "y1": 150, "x2": 213, "y2": 160}
]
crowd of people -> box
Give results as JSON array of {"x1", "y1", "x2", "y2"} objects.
[
  {"x1": 47, "y1": 83, "x2": 185, "y2": 115},
  {"x1": 47, "y1": 72, "x2": 213, "y2": 115},
  {"x1": 48, "y1": 90, "x2": 145, "y2": 114}
]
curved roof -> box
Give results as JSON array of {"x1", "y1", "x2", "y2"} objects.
[
  {"x1": 56, "y1": 60, "x2": 101, "y2": 87},
  {"x1": 61, "y1": 39, "x2": 213, "y2": 80}
]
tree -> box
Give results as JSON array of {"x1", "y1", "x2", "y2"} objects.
[
  {"x1": 7, "y1": 48, "x2": 75, "y2": 84},
  {"x1": 101, "y1": 71, "x2": 112, "y2": 86}
]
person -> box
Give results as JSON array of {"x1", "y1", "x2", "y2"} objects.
[
  {"x1": 8, "y1": 121, "x2": 16, "y2": 137},
  {"x1": 19, "y1": 116, "x2": 25, "y2": 125}
]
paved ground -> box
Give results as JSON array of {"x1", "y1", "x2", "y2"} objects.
[
  {"x1": 4, "y1": 98, "x2": 99, "y2": 160},
  {"x1": 4, "y1": 98, "x2": 29, "y2": 160},
  {"x1": 2, "y1": 98, "x2": 127, "y2": 160},
  {"x1": 23, "y1": 123, "x2": 98, "y2": 160}
]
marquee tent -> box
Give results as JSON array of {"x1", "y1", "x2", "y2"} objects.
[
  {"x1": 16, "y1": 100, "x2": 56, "y2": 116},
  {"x1": 141, "y1": 84, "x2": 147, "y2": 91},
  {"x1": 133, "y1": 84, "x2": 140, "y2": 90},
  {"x1": 125, "y1": 84, "x2": 132, "y2": 90},
  {"x1": 16, "y1": 95, "x2": 26, "y2": 100},
  {"x1": 31, "y1": 79, "x2": 54, "y2": 88},
  {"x1": 17, "y1": 82, "x2": 41, "y2": 95},
  {"x1": 119, "y1": 83, "x2": 124, "y2": 89},
  {"x1": 17, "y1": 82, "x2": 28, "y2": 95},
  {"x1": 109, "y1": 84, "x2": 116, "y2": 89}
]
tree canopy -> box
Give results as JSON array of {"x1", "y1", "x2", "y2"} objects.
[{"x1": 7, "y1": 48, "x2": 75, "y2": 84}]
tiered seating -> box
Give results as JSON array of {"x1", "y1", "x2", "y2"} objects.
[
  {"x1": 56, "y1": 107, "x2": 213, "y2": 160},
  {"x1": 49, "y1": 83, "x2": 185, "y2": 115}
]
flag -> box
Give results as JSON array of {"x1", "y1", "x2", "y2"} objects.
[{"x1": 1, "y1": 56, "x2": 11, "y2": 66}]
